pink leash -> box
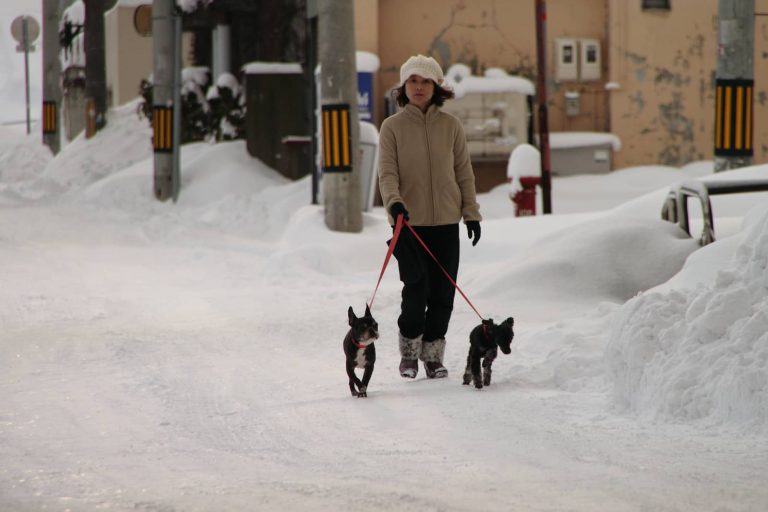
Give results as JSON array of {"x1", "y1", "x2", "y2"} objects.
[{"x1": 368, "y1": 215, "x2": 485, "y2": 322}]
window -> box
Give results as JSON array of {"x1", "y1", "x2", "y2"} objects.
[
  {"x1": 642, "y1": 0, "x2": 670, "y2": 10},
  {"x1": 563, "y1": 45, "x2": 573, "y2": 64},
  {"x1": 585, "y1": 46, "x2": 597, "y2": 64}
]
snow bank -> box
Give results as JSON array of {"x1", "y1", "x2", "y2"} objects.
[
  {"x1": 33, "y1": 100, "x2": 152, "y2": 196},
  {"x1": 475, "y1": 216, "x2": 698, "y2": 306},
  {"x1": 0, "y1": 127, "x2": 52, "y2": 185},
  {"x1": 607, "y1": 204, "x2": 768, "y2": 430}
]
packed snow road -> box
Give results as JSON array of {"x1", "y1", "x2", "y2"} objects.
[{"x1": 2, "y1": 200, "x2": 766, "y2": 511}]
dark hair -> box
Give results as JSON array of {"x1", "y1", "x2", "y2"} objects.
[{"x1": 392, "y1": 81, "x2": 455, "y2": 108}]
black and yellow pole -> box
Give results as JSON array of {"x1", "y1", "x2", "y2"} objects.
[
  {"x1": 714, "y1": 79, "x2": 753, "y2": 158},
  {"x1": 714, "y1": 0, "x2": 754, "y2": 171},
  {"x1": 42, "y1": 0, "x2": 61, "y2": 155},
  {"x1": 152, "y1": 0, "x2": 181, "y2": 202}
]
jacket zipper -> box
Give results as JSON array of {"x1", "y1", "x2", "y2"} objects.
[{"x1": 424, "y1": 111, "x2": 435, "y2": 224}]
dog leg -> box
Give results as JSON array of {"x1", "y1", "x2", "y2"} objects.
[
  {"x1": 346, "y1": 361, "x2": 362, "y2": 397},
  {"x1": 358, "y1": 364, "x2": 374, "y2": 398},
  {"x1": 463, "y1": 353, "x2": 473, "y2": 385},
  {"x1": 470, "y1": 351, "x2": 483, "y2": 389},
  {"x1": 482, "y1": 357, "x2": 493, "y2": 386}
]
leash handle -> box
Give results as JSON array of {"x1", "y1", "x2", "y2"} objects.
[
  {"x1": 404, "y1": 220, "x2": 485, "y2": 322},
  {"x1": 368, "y1": 214, "x2": 404, "y2": 309}
]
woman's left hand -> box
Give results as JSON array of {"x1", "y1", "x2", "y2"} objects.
[{"x1": 466, "y1": 221, "x2": 481, "y2": 246}]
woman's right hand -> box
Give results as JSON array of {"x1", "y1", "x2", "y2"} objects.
[{"x1": 389, "y1": 202, "x2": 409, "y2": 221}]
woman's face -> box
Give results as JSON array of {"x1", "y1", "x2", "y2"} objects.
[{"x1": 404, "y1": 75, "x2": 435, "y2": 111}]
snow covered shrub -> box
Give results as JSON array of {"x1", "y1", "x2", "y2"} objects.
[
  {"x1": 206, "y1": 73, "x2": 246, "y2": 142},
  {"x1": 137, "y1": 67, "x2": 213, "y2": 144},
  {"x1": 180, "y1": 67, "x2": 213, "y2": 143}
]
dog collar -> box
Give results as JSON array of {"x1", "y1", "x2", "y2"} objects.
[{"x1": 352, "y1": 337, "x2": 367, "y2": 349}]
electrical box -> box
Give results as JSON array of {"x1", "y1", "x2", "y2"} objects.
[
  {"x1": 554, "y1": 39, "x2": 578, "y2": 82},
  {"x1": 565, "y1": 91, "x2": 580, "y2": 116},
  {"x1": 580, "y1": 39, "x2": 601, "y2": 81}
]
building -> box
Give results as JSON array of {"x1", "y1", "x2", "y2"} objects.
[{"x1": 355, "y1": 0, "x2": 768, "y2": 171}]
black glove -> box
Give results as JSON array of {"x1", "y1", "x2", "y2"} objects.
[
  {"x1": 466, "y1": 220, "x2": 481, "y2": 246},
  {"x1": 389, "y1": 202, "x2": 409, "y2": 221}
]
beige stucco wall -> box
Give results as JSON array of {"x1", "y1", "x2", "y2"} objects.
[
  {"x1": 609, "y1": 1, "x2": 768, "y2": 168},
  {"x1": 357, "y1": 0, "x2": 768, "y2": 169},
  {"x1": 105, "y1": 5, "x2": 153, "y2": 106},
  {"x1": 366, "y1": 0, "x2": 607, "y2": 144}
]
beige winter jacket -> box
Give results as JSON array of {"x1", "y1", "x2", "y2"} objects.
[{"x1": 378, "y1": 104, "x2": 482, "y2": 226}]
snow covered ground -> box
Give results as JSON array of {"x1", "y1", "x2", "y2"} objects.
[{"x1": 1, "y1": 100, "x2": 767, "y2": 511}]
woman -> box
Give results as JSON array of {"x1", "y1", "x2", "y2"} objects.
[{"x1": 378, "y1": 54, "x2": 482, "y2": 379}]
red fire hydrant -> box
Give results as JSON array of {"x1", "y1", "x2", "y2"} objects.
[{"x1": 512, "y1": 176, "x2": 540, "y2": 216}]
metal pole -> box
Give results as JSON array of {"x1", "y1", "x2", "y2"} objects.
[
  {"x1": 535, "y1": 0, "x2": 552, "y2": 214},
  {"x1": 23, "y1": 18, "x2": 31, "y2": 135},
  {"x1": 714, "y1": 0, "x2": 754, "y2": 171}
]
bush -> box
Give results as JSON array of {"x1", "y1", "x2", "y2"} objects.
[{"x1": 138, "y1": 68, "x2": 246, "y2": 144}]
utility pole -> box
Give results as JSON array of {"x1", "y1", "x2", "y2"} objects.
[
  {"x1": 42, "y1": 0, "x2": 62, "y2": 154},
  {"x1": 152, "y1": 0, "x2": 182, "y2": 201},
  {"x1": 534, "y1": 0, "x2": 552, "y2": 214},
  {"x1": 318, "y1": 0, "x2": 362, "y2": 232},
  {"x1": 714, "y1": 0, "x2": 754, "y2": 171},
  {"x1": 84, "y1": 0, "x2": 108, "y2": 136}
]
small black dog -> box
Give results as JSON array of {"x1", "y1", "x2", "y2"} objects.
[
  {"x1": 463, "y1": 317, "x2": 514, "y2": 389},
  {"x1": 343, "y1": 305, "x2": 379, "y2": 398}
]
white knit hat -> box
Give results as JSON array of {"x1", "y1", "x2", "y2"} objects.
[{"x1": 399, "y1": 55, "x2": 444, "y2": 85}]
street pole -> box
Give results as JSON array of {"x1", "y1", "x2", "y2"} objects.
[
  {"x1": 43, "y1": 0, "x2": 62, "y2": 154},
  {"x1": 714, "y1": 0, "x2": 754, "y2": 171},
  {"x1": 535, "y1": 0, "x2": 552, "y2": 214},
  {"x1": 152, "y1": 0, "x2": 181, "y2": 202},
  {"x1": 23, "y1": 18, "x2": 31, "y2": 135},
  {"x1": 84, "y1": 0, "x2": 108, "y2": 136},
  {"x1": 318, "y1": 0, "x2": 362, "y2": 232}
]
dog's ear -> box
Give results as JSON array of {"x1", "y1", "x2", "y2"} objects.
[
  {"x1": 348, "y1": 306, "x2": 356, "y2": 326},
  {"x1": 365, "y1": 303, "x2": 371, "y2": 318},
  {"x1": 482, "y1": 318, "x2": 494, "y2": 326},
  {"x1": 503, "y1": 317, "x2": 514, "y2": 327}
]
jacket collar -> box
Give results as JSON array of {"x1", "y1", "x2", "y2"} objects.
[{"x1": 403, "y1": 103, "x2": 440, "y2": 123}]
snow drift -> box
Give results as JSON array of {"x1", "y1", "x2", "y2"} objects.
[{"x1": 607, "y1": 204, "x2": 768, "y2": 429}]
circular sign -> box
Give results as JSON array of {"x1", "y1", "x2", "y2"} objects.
[
  {"x1": 134, "y1": 4, "x2": 152, "y2": 37},
  {"x1": 10, "y1": 15, "x2": 40, "y2": 45}
]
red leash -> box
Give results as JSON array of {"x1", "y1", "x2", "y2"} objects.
[
  {"x1": 368, "y1": 215, "x2": 485, "y2": 322},
  {"x1": 367, "y1": 214, "x2": 404, "y2": 309}
]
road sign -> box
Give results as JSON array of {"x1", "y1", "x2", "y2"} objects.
[
  {"x1": 10, "y1": 15, "x2": 40, "y2": 134},
  {"x1": 11, "y1": 15, "x2": 40, "y2": 48}
]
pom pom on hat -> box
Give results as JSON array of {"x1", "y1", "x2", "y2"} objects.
[{"x1": 400, "y1": 55, "x2": 444, "y2": 85}]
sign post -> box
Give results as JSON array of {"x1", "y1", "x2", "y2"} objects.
[{"x1": 10, "y1": 15, "x2": 40, "y2": 135}]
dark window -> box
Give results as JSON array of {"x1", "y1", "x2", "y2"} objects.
[
  {"x1": 586, "y1": 46, "x2": 597, "y2": 64},
  {"x1": 563, "y1": 45, "x2": 573, "y2": 64},
  {"x1": 642, "y1": 0, "x2": 670, "y2": 10}
]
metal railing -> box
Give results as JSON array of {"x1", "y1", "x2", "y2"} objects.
[{"x1": 662, "y1": 179, "x2": 768, "y2": 246}]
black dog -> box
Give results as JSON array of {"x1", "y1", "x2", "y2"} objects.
[
  {"x1": 343, "y1": 305, "x2": 379, "y2": 398},
  {"x1": 463, "y1": 317, "x2": 514, "y2": 389}
]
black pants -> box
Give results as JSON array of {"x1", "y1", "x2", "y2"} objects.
[{"x1": 391, "y1": 224, "x2": 460, "y2": 342}]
